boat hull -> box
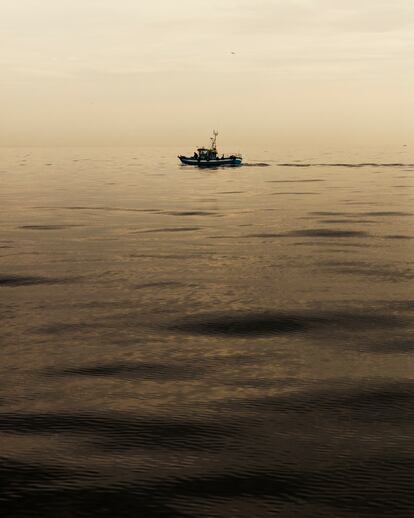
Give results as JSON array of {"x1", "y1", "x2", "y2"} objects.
[{"x1": 178, "y1": 156, "x2": 242, "y2": 167}]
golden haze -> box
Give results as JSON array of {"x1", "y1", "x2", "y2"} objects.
[{"x1": 2, "y1": 0, "x2": 413, "y2": 147}]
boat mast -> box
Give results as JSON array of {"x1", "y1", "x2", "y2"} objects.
[{"x1": 210, "y1": 130, "x2": 218, "y2": 152}]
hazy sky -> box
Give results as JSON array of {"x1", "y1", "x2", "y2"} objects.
[{"x1": 2, "y1": 0, "x2": 414, "y2": 147}]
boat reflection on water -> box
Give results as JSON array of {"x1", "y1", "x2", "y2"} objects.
[{"x1": 178, "y1": 130, "x2": 242, "y2": 167}]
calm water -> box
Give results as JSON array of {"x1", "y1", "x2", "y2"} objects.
[{"x1": 1, "y1": 146, "x2": 413, "y2": 517}]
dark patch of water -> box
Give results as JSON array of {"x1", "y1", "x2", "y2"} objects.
[
  {"x1": 33, "y1": 206, "x2": 162, "y2": 214},
  {"x1": 135, "y1": 227, "x2": 202, "y2": 233},
  {"x1": 279, "y1": 162, "x2": 414, "y2": 168},
  {"x1": 0, "y1": 412, "x2": 236, "y2": 452},
  {"x1": 164, "y1": 211, "x2": 217, "y2": 216},
  {"x1": 19, "y1": 225, "x2": 82, "y2": 230},
  {"x1": 384, "y1": 234, "x2": 413, "y2": 240},
  {"x1": 169, "y1": 310, "x2": 406, "y2": 338},
  {"x1": 0, "y1": 275, "x2": 78, "y2": 287},
  {"x1": 270, "y1": 192, "x2": 320, "y2": 195},
  {"x1": 242, "y1": 163, "x2": 270, "y2": 167},
  {"x1": 45, "y1": 362, "x2": 206, "y2": 381},
  {"x1": 247, "y1": 229, "x2": 369, "y2": 238},
  {"x1": 363, "y1": 211, "x2": 412, "y2": 217},
  {"x1": 267, "y1": 179, "x2": 325, "y2": 183},
  {"x1": 134, "y1": 281, "x2": 184, "y2": 289},
  {"x1": 317, "y1": 219, "x2": 376, "y2": 224}
]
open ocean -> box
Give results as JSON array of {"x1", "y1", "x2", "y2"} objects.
[{"x1": 0, "y1": 146, "x2": 413, "y2": 517}]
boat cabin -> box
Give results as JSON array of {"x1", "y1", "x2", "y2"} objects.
[{"x1": 195, "y1": 147, "x2": 217, "y2": 160}]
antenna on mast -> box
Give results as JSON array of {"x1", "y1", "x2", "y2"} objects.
[{"x1": 210, "y1": 130, "x2": 219, "y2": 151}]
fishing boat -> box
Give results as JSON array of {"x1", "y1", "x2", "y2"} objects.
[{"x1": 178, "y1": 131, "x2": 242, "y2": 167}]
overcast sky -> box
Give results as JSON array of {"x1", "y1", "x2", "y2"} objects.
[{"x1": 2, "y1": 0, "x2": 413, "y2": 147}]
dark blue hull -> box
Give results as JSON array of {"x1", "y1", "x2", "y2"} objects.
[{"x1": 178, "y1": 156, "x2": 242, "y2": 167}]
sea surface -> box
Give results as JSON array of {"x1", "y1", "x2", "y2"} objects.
[{"x1": 0, "y1": 146, "x2": 413, "y2": 517}]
